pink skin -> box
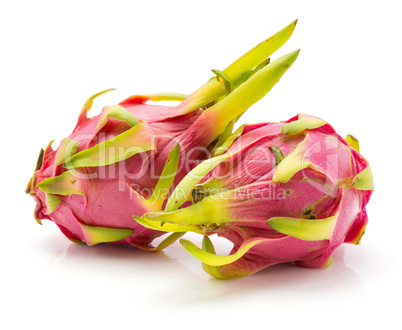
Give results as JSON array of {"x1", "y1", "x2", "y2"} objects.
[
  {"x1": 32, "y1": 97, "x2": 219, "y2": 249},
  {"x1": 156, "y1": 114, "x2": 373, "y2": 277},
  {"x1": 200, "y1": 119, "x2": 305, "y2": 191},
  {"x1": 29, "y1": 37, "x2": 302, "y2": 250},
  {"x1": 213, "y1": 187, "x2": 367, "y2": 277}
]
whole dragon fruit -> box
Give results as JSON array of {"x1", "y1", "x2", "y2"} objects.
[
  {"x1": 26, "y1": 21, "x2": 300, "y2": 250},
  {"x1": 136, "y1": 114, "x2": 373, "y2": 277}
]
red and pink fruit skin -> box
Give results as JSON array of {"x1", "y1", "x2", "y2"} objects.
[
  {"x1": 32, "y1": 97, "x2": 216, "y2": 249},
  {"x1": 28, "y1": 21, "x2": 301, "y2": 251},
  {"x1": 146, "y1": 114, "x2": 372, "y2": 277},
  {"x1": 207, "y1": 115, "x2": 372, "y2": 276}
]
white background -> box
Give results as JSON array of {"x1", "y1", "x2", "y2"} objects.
[{"x1": 2, "y1": 0, "x2": 401, "y2": 329}]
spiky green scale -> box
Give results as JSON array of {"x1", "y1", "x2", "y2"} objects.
[
  {"x1": 201, "y1": 236, "x2": 228, "y2": 279},
  {"x1": 55, "y1": 138, "x2": 80, "y2": 166},
  {"x1": 345, "y1": 134, "x2": 360, "y2": 152},
  {"x1": 94, "y1": 105, "x2": 139, "y2": 134},
  {"x1": 224, "y1": 20, "x2": 297, "y2": 82},
  {"x1": 178, "y1": 20, "x2": 298, "y2": 114},
  {"x1": 180, "y1": 237, "x2": 271, "y2": 266},
  {"x1": 79, "y1": 88, "x2": 115, "y2": 118},
  {"x1": 44, "y1": 193, "x2": 62, "y2": 214},
  {"x1": 64, "y1": 122, "x2": 154, "y2": 169},
  {"x1": 144, "y1": 144, "x2": 181, "y2": 210},
  {"x1": 269, "y1": 146, "x2": 284, "y2": 165},
  {"x1": 203, "y1": 50, "x2": 300, "y2": 139},
  {"x1": 282, "y1": 114, "x2": 327, "y2": 135},
  {"x1": 212, "y1": 69, "x2": 233, "y2": 94},
  {"x1": 80, "y1": 224, "x2": 134, "y2": 246},
  {"x1": 267, "y1": 211, "x2": 339, "y2": 241},
  {"x1": 353, "y1": 164, "x2": 374, "y2": 190},
  {"x1": 37, "y1": 170, "x2": 84, "y2": 196},
  {"x1": 213, "y1": 124, "x2": 244, "y2": 156},
  {"x1": 164, "y1": 153, "x2": 231, "y2": 212}
]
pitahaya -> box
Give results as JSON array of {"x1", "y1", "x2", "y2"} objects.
[
  {"x1": 136, "y1": 114, "x2": 373, "y2": 277},
  {"x1": 26, "y1": 21, "x2": 300, "y2": 250}
]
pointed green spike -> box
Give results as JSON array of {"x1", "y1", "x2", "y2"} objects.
[
  {"x1": 201, "y1": 236, "x2": 228, "y2": 279},
  {"x1": 34, "y1": 201, "x2": 43, "y2": 225},
  {"x1": 272, "y1": 159, "x2": 315, "y2": 183},
  {"x1": 269, "y1": 146, "x2": 284, "y2": 165},
  {"x1": 54, "y1": 138, "x2": 80, "y2": 166},
  {"x1": 42, "y1": 140, "x2": 54, "y2": 160},
  {"x1": 233, "y1": 70, "x2": 254, "y2": 89},
  {"x1": 80, "y1": 224, "x2": 134, "y2": 246},
  {"x1": 177, "y1": 20, "x2": 298, "y2": 114},
  {"x1": 180, "y1": 237, "x2": 270, "y2": 266},
  {"x1": 152, "y1": 232, "x2": 185, "y2": 250},
  {"x1": 232, "y1": 58, "x2": 272, "y2": 90},
  {"x1": 25, "y1": 175, "x2": 34, "y2": 195},
  {"x1": 272, "y1": 152, "x2": 314, "y2": 183},
  {"x1": 78, "y1": 88, "x2": 115, "y2": 122},
  {"x1": 224, "y1": 20, "x2": 298, "y2": 81},
  {"x1": 35, "y1": 148, "x2": 45, "y2": 171},
  {"x1": 145, "y1": 195, "x2": 228, "y2": 226},
  {"x1": 212, "y1": 124, "x2": 245, "y2": 156},
  {"x1": 282, "y1": 114, "x2": 327, "y2": 135},
  {"x1": 165, "y1": 49, "x2": 301, "y2": 208},
  {"x1": 202, "y1": 50, "x2": 300, "y2": 139},
  {"x1": 25, "y1": 148, "x2": 45, "y2": 195},
  {"x1": 267, "y1": 210, "x2": 339, "y2": 241},
  {"x1": 37, "y1": 170, "x2": 85, "y2": 196},
  {"x1": 345, "y1": 134, "x2": 360, "y2": 152},
  {"x1": 145, "y1": 144, "x2": 181, "y2": 210},
  {"x1": 165, "y1": 153, "x2": 231, "y2": 212},
  {"x1": 212, "y1": 120, "x2": 235, "y2": 154},
  {"x1": 133, "y1": 232, "x2": 185, "y2": 251},
  {"x1": 133, "y1": 216, "x2": 157, "y2": 230},
  {"x1": 353, "y1": 164, "x2": 374, "y2": 190},
  {"x1": 253, "y1": 57, "x2": 271, "y2": 72},
  {"x1": 94, "y1": 105, "x2": 139, "y2": 134},
  {"x1": 202, "y1": 235, "x2": 216, "y2": 253},
  {"x1": 134, "y1": 216, "x2": 203, "y2": 234},
  {"x1": 272, "y1": 136, "x2": 322, "y2": 183},
  {"x1": 177, "y1": 80, "x2": 226, "y2": 114},
  {"x1": 44, "y1": 193, "x2": 62, "y2": 214},
  {"x1": 120, "y1": 92, "x2": 188, "y2": 103},
  {"x1": 212, "y1": 69, "x2": 233, "y2": 94},
  {"x1": 64, "y1": 122, "x2": 154, "y2": 169},
  {"x1": 144, "y1": 92, "x2": 189, "y2": 101}
]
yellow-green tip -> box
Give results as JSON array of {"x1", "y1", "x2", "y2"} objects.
[{"x1": 353, "y1": 164, "x2": 374, "y2": 191}]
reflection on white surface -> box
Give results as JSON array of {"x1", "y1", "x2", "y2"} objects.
[
  {"x1": 3, "y1": 212, "x2": 399, "y2": 329},
  {"x1": 39, "y1": 232, "x2": 368, "y2": 306}
]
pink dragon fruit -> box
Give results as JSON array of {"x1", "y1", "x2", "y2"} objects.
[
  {"x1": 136, "y1": 114, "x2": 373, "y2": 277},
  {"x1": 26, "y1": 21, "x2": 300, "y2": 250}
]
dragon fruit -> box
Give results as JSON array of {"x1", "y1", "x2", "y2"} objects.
[
  {"x1": 26, "y1": 21, "x2": 300, "y2": 250},
  {"x1": 136, "y1": 114, "x2": 373, "y2": 277}
]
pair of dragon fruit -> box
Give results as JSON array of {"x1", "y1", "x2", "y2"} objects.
[{"x1": 26, "y1": 20, "x2": 373, "y2": 279}]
